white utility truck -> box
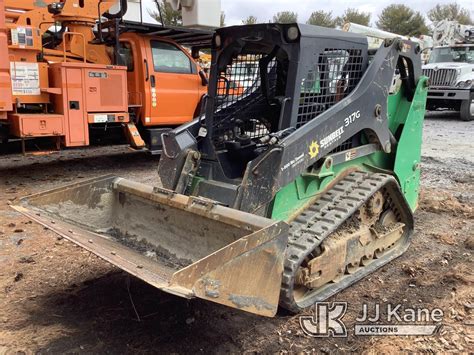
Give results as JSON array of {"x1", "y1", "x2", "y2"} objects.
[{"x1": 422, "y1": 20, "x2": 474, "y2": 121}]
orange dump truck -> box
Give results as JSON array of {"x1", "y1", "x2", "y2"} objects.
[{"x1": 0, "y1": 0, "x2": 211, "y2": 154}]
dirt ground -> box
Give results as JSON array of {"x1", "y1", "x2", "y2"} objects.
[{"x1": 0, "y1": 112, "x2": 473, "y2": 353}]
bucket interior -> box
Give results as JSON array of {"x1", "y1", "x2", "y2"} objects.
[{"x1": 21, "y1": 176, "x2": 254, "y2": 271}]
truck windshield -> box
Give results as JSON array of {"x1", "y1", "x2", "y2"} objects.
[{"x1": 429, "y1": 46, "x2": 474, "y2": 64}]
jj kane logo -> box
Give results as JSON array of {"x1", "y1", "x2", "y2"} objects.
[{"x1": 300, "y1": 302, "x2": 443, "y2": 337}]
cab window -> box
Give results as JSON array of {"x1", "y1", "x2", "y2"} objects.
[{"x1": 151, "y1": 41, "x2": 193, "y2": 74}]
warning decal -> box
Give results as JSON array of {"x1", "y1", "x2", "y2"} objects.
[{"x1": 10, "y1": 62, "x2": 40, "y2": 96}]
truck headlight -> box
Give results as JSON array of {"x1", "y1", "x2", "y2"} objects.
[{"x1": 456, "y1": 80, "x2": 473, "y2": 89}]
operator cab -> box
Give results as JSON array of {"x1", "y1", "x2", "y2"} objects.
[
  {"x1": 211, "y1": 41, "x2": 290, "y2": 178},
  {"x1": 204, "y1": 23, "x2": 368, "y2": 180}
]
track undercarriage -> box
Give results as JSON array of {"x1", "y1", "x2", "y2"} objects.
[{"x1": 280, "y1": 171, "x2": 414, "y2": 312}]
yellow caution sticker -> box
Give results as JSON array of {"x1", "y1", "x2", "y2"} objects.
[{"x1": 309, "y1": 140, "x2": 320, "y2": 159}]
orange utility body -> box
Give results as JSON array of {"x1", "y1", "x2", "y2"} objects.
[
  {"x1": 48, "y1": 62, "x2": 129, "y2": 147},
  {"x1": 0, "y1": 0, "x2": 210, "y2": 153},
  {"x1": 0, "y1": 0, "x2": 12, "y2": 119}
]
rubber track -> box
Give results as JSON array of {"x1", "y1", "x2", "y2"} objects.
[{"x1": 279, "y1": 171, "x2": 411, "y2": 312}]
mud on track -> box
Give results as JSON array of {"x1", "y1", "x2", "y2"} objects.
[{"x1": 0, "y1": 112, "x2": 473, "y2": 353}]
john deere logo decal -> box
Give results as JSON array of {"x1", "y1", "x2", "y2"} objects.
[{"x1": 309, "y1": 140, "x2": 320, "y2": 159}]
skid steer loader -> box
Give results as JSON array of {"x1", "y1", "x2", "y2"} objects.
[{"x1": 13, "y1": 23, "x2": 428, "y2": 317}]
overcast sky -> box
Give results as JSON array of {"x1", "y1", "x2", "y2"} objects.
[
  {"x1": 139, "y1": 0, "x2": 473, "y2": 26},
  {"x1": 221, "y1": 0, "x2": 474, "y2": 26}
]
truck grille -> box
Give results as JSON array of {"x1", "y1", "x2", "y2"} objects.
[{"x1": 422, "y1": 68, "x2": 457, "y2": 87}]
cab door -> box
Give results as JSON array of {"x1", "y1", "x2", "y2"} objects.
[{"x1": 144, "y1": 39, "x2": 201, "y2": 126}]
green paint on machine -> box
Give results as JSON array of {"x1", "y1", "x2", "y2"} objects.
[{"x1": 270, "y1": 76, "x2": 429, "y2": 222}]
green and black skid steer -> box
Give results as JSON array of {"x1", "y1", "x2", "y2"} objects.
[{"x1": 13, "y1": 23, "x2": 428, "y2": 317}]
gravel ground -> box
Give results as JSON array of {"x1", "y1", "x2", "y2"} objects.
[{"x1": 0, "y1": 112, "x2": 472, "y2": 353}]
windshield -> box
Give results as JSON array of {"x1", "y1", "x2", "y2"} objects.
[{"x1": 429, "y1": 46, "x2": 474, "y2": 64}]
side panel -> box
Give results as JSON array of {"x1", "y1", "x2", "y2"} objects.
[
  {"x1": 270, "y1": 154, "x2": 386, "y2": 222},
  {"x1": 83, "y1": 68, "x2": 128, "y2": 113},
  {"x1": 392, "y1": 77, "x2": 428, "y2": 210},
  {"x1": 271, "y1": 78, "x2": 429, "y2": 221},
  {"x1": 64, "y1": 67, "x2": 88, "y2": 146}
]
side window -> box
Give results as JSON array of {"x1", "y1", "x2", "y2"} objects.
[
  {"x1": 117, "y1": 42, "x2": 134, "y2": 72},
  {"x1": 151, "y1": 41, "x2": 193, "y2": 74},
  {"x1": 467, "y1": 47, "x2": 474, "y2": 63}
]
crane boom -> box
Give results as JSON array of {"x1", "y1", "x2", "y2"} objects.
[{"x1": 432, "y1": 20, "x2": 474, "y2": 46}]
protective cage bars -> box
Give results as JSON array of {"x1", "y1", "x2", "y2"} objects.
[
  {"x1": 297, "y1": 48, "x2": 364, "y2": 128},
  {"x1": 209, "y1": 46, "x2": 366, "y2": 150},
  {"x1": 211, "y1": 54, "x2": 277, "y2": 149}
]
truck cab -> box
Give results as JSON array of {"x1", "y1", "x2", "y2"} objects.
[
  {"x1": 422, "y1": 22, "x2": 474, "y2": 121},
  {"x1": 117, "y1": 33, "x2": 208, "y2": 151}
]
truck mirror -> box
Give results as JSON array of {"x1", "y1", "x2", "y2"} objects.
[
  {"x1": 199, "y1": 70, "x2": 209, "y2": 86},
  {"x1": 192, "y1": 47, "x2": 200, "y2": 60}
]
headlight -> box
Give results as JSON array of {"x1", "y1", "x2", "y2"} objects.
[
  {"x1": 455, "y1": 80, "x2": 473, "y2": 89},
  {"x1": 286, "y1": 26, "x2": 299, "y2": 41}
]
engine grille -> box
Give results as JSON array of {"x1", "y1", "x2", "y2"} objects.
[{"x1": 422, "y1": 68, "x2": 457, "y2": 87}]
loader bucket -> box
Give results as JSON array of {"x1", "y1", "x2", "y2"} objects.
[{"x1": 12, "y1": 176, "x2": 288, "y2": 316}]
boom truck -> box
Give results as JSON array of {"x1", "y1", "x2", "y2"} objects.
[
  {"x1": 343, "y1": 22, "x2": 433, "y2": 60},
  {"x1": 14, "y1": 22, "x2": 429, "y2": 316},
  {"x1": 0, "y1": 0, "x2": 216, "y2": 154},
  {"x1": 342, "y1": 22, "x2": 433, "y2": 94},
  {"x1": 422, "y1": 20, "x2": 474, "y2": 121}
]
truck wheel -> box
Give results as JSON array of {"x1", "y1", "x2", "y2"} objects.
[{"x1": 460, "y1": 94, "x2": 474, "y2": 121}]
